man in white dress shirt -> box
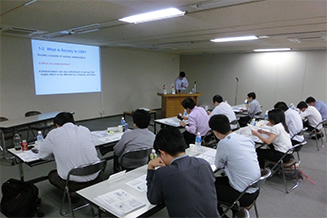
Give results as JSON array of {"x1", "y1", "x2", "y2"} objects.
[
  {"x1": 274, "y1": 101, "x2": 304, "y2": 145},
  {"x1": 297, "y1": 101, "x2": 323, "y2": 139},
  {"x1": 208, "y1": 94, "x2": 238, "y2": 130}
]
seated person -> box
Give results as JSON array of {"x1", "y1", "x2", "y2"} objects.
[
  {"x1": 305, "y1": 96, "x2": 327, "y2": 120},
  {"x1": 209, "y1": 115, "x2": 260, "y2": 215},
  {"x1": 208, "y1": 94, "x2": 237, "y2": 130},
  {"x1": 39, "y1": 112, "x2": 102, "y2": 195},
  {"x1": 251, "y1": 109, "x2": 292, "y2": 169},
  {"x1": 146, "y1": 127, "x2": 219, "y2": 217},
  {"x1": 297, "y1": 101, "x2": 323, "y2": 138},
  {"x1": 274, "y1": 101, "x2": 304, "y2": 145},
  {"x1": 180, "y1": 97, "x2": 210, "y2": 145},
  {"x1": 113, "y1": 109, "x2": 155, "y2": 172},
  {"x1": 239, "y1": 92, "x2": 261, "y2": 127}
]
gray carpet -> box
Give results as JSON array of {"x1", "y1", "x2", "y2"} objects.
[{"x1": 0, "y1": 114, "x2": 326, "y2": 217}]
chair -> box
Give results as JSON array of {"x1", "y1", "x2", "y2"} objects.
[
  {"x1": 201, "y1": 130, "x2": 219, "y2": 149},
  {"x1": 291, "y1": 127, "x2": 308, "y2": 164},
  {"x1": 253, "y1": 111, "x2": 262, "y2": 120},
  {"x1": 25, "y1": 111, "x2": 54, "y2": 141},
  {"x1": 221, "y1": 169, "x2": 272, "y2": 218},
  {"x1": 308, "y1": 119, "x2": 326, "y2": 151},
  {"x1": 266, "y1": 142, "x2": 306, "y2": 193},
  {"x1": 120, "y1": 148, "x2": 152, "y2": 171},
  {"x1": 230, "y1": 119, "x2": 240, "y2": 131},
  {"x1": 60, "y1": 159, "x2": 107, "y2": 217}
]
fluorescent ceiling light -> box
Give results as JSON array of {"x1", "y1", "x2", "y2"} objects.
[
  {"x1": 119, "y1": 8, "x2": 185, "y2": 24},
  {"x1": 254, "y1": 48, "x2": 291, "y2": 52},
  {"x1": 192, "y1": 0, "x2": 259, "y2": 9},
  {"x1": 210, "y1": 35, "x2": 258, "y2": 42}
]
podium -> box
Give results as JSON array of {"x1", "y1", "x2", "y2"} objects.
[{"x1": 157, "y1": 93, "x2": 203, "y2": 118}]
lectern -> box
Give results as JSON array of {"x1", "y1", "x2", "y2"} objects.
[{"x1": 157, "y1": 93, "x2": 203, "y2": 118}]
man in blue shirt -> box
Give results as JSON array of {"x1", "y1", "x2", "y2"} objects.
[
  {"x1": 239, "y1": 92, "x2": 261, "y2": 127},
  {"x1": 146, "y1": 127, "x2": 219, "y2": 218},
  {"x1": 175, "y1": 71, "x2": 189, "y2": 93},
  {"x1": 306, "y1": 96, "x2": 327, "y2": 120}
]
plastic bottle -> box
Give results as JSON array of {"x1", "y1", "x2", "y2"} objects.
[
  {"x1": 13, "y1": 133, "x2": 21, "y2": 150},
  {"x1": 149, "y1": 149, "x2": 158, "y2": 160},
  {"x1": 163, "y1": 84, "x2": 167, "y2": 94},
  {"x1": 193, "y1": 81, "x2": 197, "y2": 93},
  {"x1": 125, "y1": 123, "x2": 129, "y2": 131},
  {"x1": 195, "y1": 132, "x2": 202, "y2": 151},
  {"x1": 243, "y1": 99, "x2": 248, "y2": 108},
  {"x1": 290, "y1": 103, "x2": 295, "y2": 110},
  {"x1": 251, "y1": 118, "x2": 256, "y2": 126},
  {"x1": 171, "y1": 84, "x2": 176, "y2": 94},
  {"x1": 121, "y1": 117, "x2": 126, "y2": 132},
  {"x1": 264, "y1": 111, "x2": 268, "y2": 125},
  {"x1": 183, "y1": 109, "x2": 187, "y2": 117},
  {"x1": 36, "y1": 131, "x2": 44, "y2": 146}
]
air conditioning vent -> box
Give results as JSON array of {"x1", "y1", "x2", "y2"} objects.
[
  {"x1": 1, "y1": 26, "x2": 46, "y2": 36},
  {"x1": 288, "y1": 36, "x2": 327, "y2": 43}
]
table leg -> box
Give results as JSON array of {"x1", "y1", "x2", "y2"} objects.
[
  {"x1": 1, "y1": 130, "x2": 7, "y2": 158},
  {"x1": 17, "y1": 159, "x2": 24, "y2": 181}
]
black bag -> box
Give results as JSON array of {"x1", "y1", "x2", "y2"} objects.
[{"x1": 0, "y1": 179, "x2": 42, "y2": 217}]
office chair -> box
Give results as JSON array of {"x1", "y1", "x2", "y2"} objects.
[
  {"x1": 253, "y1": 111, "x2": 262, "y2": 120},
  {"x1": 25, "y1": 111, "x2": 54, "y2": 141},
  {"x1": 220, "y1": 169, "x2": 272, "y2": 218},
  {"x1": 265, "y1": 142, "x2": 306, "y2": 193},
  {"x1": 120, "y1": 148, "x2": 152, "y2": 171},
  {"x1": 291, "y1": 127, "x2": 308, "y2": 164},
  {"x1": 60, "y1": 159, "x2": 107, "y2": 217},
  {"x1": 308, "y1": 119, "x2": 326, "y2": 151}
]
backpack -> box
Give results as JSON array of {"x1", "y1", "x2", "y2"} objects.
[{"x1": 0, "y1": 179, "x2": 43, "y2": 217}]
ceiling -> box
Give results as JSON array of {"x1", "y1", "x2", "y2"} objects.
[{"x1": 1, "y1": 0, "x2": 327, "y2": 55}]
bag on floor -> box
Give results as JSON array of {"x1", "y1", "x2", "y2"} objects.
[{"x1": 0, "y1": 178, "x2": 42, "y2": 217}]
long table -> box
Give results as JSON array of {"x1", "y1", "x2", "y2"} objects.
[
  {"x1": 7, "y1": 129, "x2": 124, "y2": 182},
  {"x1": 154, "y1": 116, "x2": 188, "y2": 133},
  {"x1": 0, "y1": 111, "x2": 61, "y2": 158},
  {"x1": 76, "y1": 145, "x2": 216, "y2": 218}
]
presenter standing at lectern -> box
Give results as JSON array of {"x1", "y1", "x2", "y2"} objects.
[{"x1": 175, "y1": 71, "x2": 189, "y2": 93}]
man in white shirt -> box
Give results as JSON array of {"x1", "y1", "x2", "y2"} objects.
[
  {"x1": 39, "y1": 112, "x2": 101, "y2": 194},
  {"x1": 208, "y1": 94, "x2": 237, "y2": 130},
  {"x1": 297, "y1": 101, "x2": 323, "y2": 138},
  {"x1": 209, "y1": 114, "x2": 261, "y2": 215},
  {"x1": 175, "y1": 71, "x2": 189, "y2": 93},
  {"x1": 274, "y1": 101, "x2": 304, "y2": 145}
]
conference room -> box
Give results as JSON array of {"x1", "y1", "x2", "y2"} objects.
[{"x1": 1, "y1": 0, "x2": 326, "y2": 217}]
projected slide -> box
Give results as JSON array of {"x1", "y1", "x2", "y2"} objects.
[{"x1": 31, "y1": 39, "x2": 101, "y2": 95}]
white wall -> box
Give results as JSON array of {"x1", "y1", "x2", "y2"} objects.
[
  {"x1": 0, "y1": 36, "x2": 179, "y2": 120},
  {"x1": 181, "y1": 50, "x2": 327, "y2": 113}
]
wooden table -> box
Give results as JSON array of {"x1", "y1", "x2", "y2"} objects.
[{"x1": 157, "y1": 93, "x2": 202, "y2": 118}]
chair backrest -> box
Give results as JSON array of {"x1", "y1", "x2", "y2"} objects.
[
  {"x1": 25, "y1": 111, "x2": 41, "y2": 117},
  {"x1": 0, "y1": 117, "x2": 8, "y2": 122},
  {"x1": 230, "y1": 119, "x2": 239, "y2": 125},
  {"x1": 121, "y1": 148, "x2": 152, "y2": 169},
  {"x1": 67, "y1": 159, "x2": 107, "y2": 181},
  {"x1": 291, "y1": 127, "x2": 308, "y2": 139}
]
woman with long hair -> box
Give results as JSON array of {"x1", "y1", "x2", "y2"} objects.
[{"x1": 251, "y1": 108, "x2": 292, "y2": 169}]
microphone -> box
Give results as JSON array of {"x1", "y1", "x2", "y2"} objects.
[{"x1": 236, "y1": 77, "x2": 239, "y2": 82}]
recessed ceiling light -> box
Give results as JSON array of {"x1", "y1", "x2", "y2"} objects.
[
  {"x1": 253, "y1": 48, "x2": 291, "y2": 52},
  {"x1": 210, "y1": 35, "x2": 258, "y2": 42},
  {"x1": 119, "y1": 8, "x2": 185, "y2": 24}
]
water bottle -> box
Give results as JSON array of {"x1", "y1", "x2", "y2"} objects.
[
  {"x1": 290, "y1": 103, "x2": 295, "y2": 110},
  {"x1": 171, "y1": 84, "x2": 176, "y2": 94},
  {"x1": 243, "y1": 99, "x2": 248, "y2": 108},
  {"x1": 251, "y1": 118, "x2": 256, "y2": 126},
  {"x1": 195, "y1": 132, "x2": 202, "y2": 151},
  {"x1": 149, "y1": 149, "x2": 158, "y2": 160},
  {"x1": 183, "y1": 109, "x2": 187, "y2": 117},
  {"x1": 36, "y1": 131, "x2": 44, "y2": 146},
  {"x1": 193, "y1": 81, "x2": 197, "y2": 93},
  {"x1": 264, "y1": 112, "x2": 268, "y2": 125},
  {"x1": 13, "y1": 133, "x2": 21, "y2": 150},
  {"x1": 163, "y1": 84, "x2": 167, "y2": 94},
  {"x1": 125, "y1": 123, "x2": 128, "y2": 131}
]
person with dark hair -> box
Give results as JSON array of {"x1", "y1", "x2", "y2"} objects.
[
  {"x1": 305, "y1": 96, "x2": 327, "y2": 120},
  {"x1": 113, "y1": 109, "x2": 155, "y2": 172},
  {"x1": 180, "y1": 97, "x2": 210, "y2": 145},
  {"x1": 209, "y1": 115, "x2": 260, "y2": 215},
  {"x1": 208, "y1": 94, "x2": 237, "y2": 130},
  {"x1": 146, "y1": 127, "x2": 219, "y2": 217},
  {"x1": 251, "y1": 108, "x2": 292, "y2": 168},
  {"x1": 39, "y1": 112, "x2": 101, "y2": 197},
  {"x1": 239, "y1": 92, "x2": 261, "y2": 127},
  {"x1": 174, "y1": 71, "x2": 189, "y2": 93},
  {"x1": 297, "y1": 101, "x2": 324, "y2": 138},
  {"x1": 274, "y1": 101, "x2": 304, "y2": 145}
]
